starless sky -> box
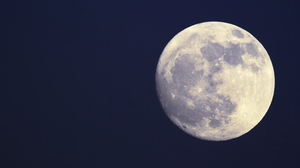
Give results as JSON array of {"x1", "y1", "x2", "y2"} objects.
[{"x1": 1, "y1": 1, "x2": 300, "y2": 167}]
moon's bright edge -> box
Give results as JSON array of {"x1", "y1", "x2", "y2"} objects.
[{"x1": 156, "y1": 22, "x2": 275, "y2": 141}]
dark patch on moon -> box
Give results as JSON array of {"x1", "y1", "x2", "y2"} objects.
[
  {"x1": 203, "y1": 95, "x2": 236, "y2": 115},
  {"x1": 231, "y1": 29, "x2": 244, "y2": 38},
  {"x1": 206, "y1": 55, "x2": 223, "y2": 93},
  {"x1": 157, "y1": 41, "x2": 238, "y2": 128},
  {"x1": 223, "y1": 43, "x2": 245, "y2": 66},
  {"x1": 205, "y1": 74, "x2": 222, "y2": 93},
  {"x1": 245, "y1": 43, "x2": 259, "y2": 57},
  {"x1": 162, "y1": 89, "x2": 236, "y2": 127},
  {"x1": 209, "y1": 119, "x2": 221, "y2": 128},
  {"x1": 168, "y1": 96, "x2": 200, "y2": 125},
  {"x1": 157, "y1": 62, "x2": 237, "y2": 127},
  {"x1": 187, "y1": 34, "x2": 199, "y2": 45},
  {"x1": 197, "y1": 69, "x2": 205, "y2": 75},
  {"x1": 250, "y1": 64, "x2": 259, "y2": 72},
  {"x1": 215, "y1": 95, "x2": 236, "y2": 114},
  {"x1": 201, "y1": 42, "x2": 245, "y2": 66},
  {"x1": 201, "y1": 43, "x2": 224, "y2": 62},
  {"x1": 170, "y1": 54, "x2": 204, "y2": 94},
  {"x1": 209, "y1": 64, "x2": 222, "y2": 74},
  {"x1": 156, "y1": 68, "x2": 201, "y2": 126}
]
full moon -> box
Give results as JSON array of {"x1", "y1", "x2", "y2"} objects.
[{"x1": 155, "y1": 21, "x2": 275, "y2": 141}]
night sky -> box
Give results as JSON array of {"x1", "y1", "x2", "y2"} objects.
[{"x1": 1, "y1": 1, "x2": 300, "y2": 167}]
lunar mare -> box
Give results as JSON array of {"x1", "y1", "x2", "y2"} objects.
[{"x1": 156, "y1": 22, "x2": 275, "y2": 141}]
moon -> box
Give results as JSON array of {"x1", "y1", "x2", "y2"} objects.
[{"x1": 155, "y1": 21, "x2": 275, "y2": 141}]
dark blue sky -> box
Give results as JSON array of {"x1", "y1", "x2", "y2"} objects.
[{"x1": 1, "y1": 1, "x2": 300, "y2": 167}]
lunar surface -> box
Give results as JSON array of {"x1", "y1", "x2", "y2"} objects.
[{"x1": 155, "y1": 21, "x2": 275, "y2": 141}]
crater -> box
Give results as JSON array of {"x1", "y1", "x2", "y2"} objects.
[{"x1": 181, "y1": 125, "x2": 187, "y2": 129}]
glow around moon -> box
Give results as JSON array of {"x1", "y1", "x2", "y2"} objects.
[{"x1": 156, "y1": 21, "x2": 275, "y2": 141}]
